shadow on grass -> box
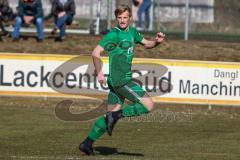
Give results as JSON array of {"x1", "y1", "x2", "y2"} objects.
[{"x1": 94, "y1": 146, "x2": 144, "y2": 156}]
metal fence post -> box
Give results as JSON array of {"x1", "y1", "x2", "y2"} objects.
[
  {"x1": 184, "y1": 0, "x2": 190, "y2": 40},
  {"x1": 95, "y1": 0, "x2": 102, "y2": 35},
  {"x1": 107, "y1": 0, "x2": 112, "y2": 30},
  {"x1": 149, "y1": 0, "x2": 154, "y2": 31}
]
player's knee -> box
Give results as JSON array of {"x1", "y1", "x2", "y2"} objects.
[
  {"x1": 141, "y1": 98, "x2": 155, "y2": 112},
  {"x1": 107, "y1": 103, "x2": 121, "y2": 112},
  {"x1": 145, "y1": 100, "x2": 155, "y2": 111}
]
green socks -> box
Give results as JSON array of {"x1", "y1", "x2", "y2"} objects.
[
  {"x1": 87, "y1": 103, "x2": 149, "y2": 142},
  {"x1": 122, "y1": 102, "x2": 149, "y2": 117},
  {"x1": 88, "y1": 116, "x2": 107, "y2": 141}
]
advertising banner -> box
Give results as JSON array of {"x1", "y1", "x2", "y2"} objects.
[{"x1": 0, "y1": 53, "x2": 239, "y2": 105}]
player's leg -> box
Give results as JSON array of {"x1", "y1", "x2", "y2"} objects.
[
  {"x1": 79, "y1": 106, "x2": 122, "y2": 155},
  {"x1": 105, "y1": 89, "x2": 125, "y2": 136},
  {"x1": 121, "y1": 92, "x2": 154, "y2": 117},
  {"x1": 79, "y1": 84, "x2": 124, "y2": 155},
  {"x1": 79, "y1": 116, "x2": 106, "y2": 155},
  {"x1": 106, "y1": 81, "x2": 155, "y2": 135},
  {"x1": 83, "y1": 93, "x2": 124, "y2": 140},
  {"x1": 118, "y1": 81, "x2": 154, "y2": 116}
]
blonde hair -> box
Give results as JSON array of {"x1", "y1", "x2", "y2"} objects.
[{"x1": 114, "y1": 5, "x2": 132, "y2": 18}]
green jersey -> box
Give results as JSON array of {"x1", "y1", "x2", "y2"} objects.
[{"x1": 99, "y1": 26, "x2": 143, "y2": 87}]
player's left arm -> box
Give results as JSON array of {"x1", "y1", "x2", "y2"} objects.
[{"x1": 141, "y1": 32, "x2": 165, "y2": 49}]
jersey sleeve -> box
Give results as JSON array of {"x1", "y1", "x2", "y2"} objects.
[
  {"x1": 98, "y1": 32, "x2": 118, "y2": 52},
  {"x1": 133, "y1": 28, "x2": 143, "y2": 44}
]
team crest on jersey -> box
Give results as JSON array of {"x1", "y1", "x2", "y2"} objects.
[
  {"x1": 105, "y1": 40, "x2": 133, "y2": 54},
  {"x1": 105, "y1": 42, "x2": 117, "y2": 51}
]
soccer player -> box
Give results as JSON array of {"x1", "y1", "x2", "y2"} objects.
[{"x1": 79, "y1": 4, "x2": 165, "y2": 155}]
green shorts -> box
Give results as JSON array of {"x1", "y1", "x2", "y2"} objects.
[{"x1": 107, "y1": 80, "x2": 146, "y2": 108}]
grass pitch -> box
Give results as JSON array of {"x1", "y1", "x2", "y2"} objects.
[{"x1": 0, "y1": 96, "x2": 239, "y2": 160}]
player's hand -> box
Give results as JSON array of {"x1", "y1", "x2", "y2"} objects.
[
  {"x1": 155, "y1": 32, "x2": 165, "y2": 44},
  {"x1": 97, "y1": 71, "x2": 106, "y2": 85}
]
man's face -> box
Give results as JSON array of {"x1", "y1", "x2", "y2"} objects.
[{"x1": 116, "y1": 11, "x2": 131, "y2": 29}]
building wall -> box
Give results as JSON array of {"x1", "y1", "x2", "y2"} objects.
[{"x1": 8, "y1": 0, "x2": 214, "y2": 23}]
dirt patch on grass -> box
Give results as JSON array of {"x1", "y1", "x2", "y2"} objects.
[{"x1": 0, "y1": 34, "x2": 239, "y2": 62}]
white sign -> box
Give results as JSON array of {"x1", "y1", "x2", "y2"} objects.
[
  {"x1": 0, "y1": 53, "x2": 239, "y2": 105},
  {"x1": 155, "y1": 0, "x2": 214, "y2": 23}
]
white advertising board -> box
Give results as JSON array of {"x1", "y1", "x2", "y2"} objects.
[{"x1": 0, "y1": 53, "x2": 239, "y2": 105}]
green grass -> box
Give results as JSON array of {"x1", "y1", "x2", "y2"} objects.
[
  {"x1": 142, "y1": 31, "x2": 240, "y2": 42},
  {"x1": 0, "y1": 97, "x2": 240, "y2": 160}
]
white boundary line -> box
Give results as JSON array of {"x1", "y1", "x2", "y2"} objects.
[{"x1": 5, "y1": 27, "x2": 90, "y2": 34}]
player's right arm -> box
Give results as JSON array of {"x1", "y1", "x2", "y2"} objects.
[{"x1": 92, "y1": 45, "x2": 106, "y2": 85}]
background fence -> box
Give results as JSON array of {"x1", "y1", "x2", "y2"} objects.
[{"x1": 8, "y1": 0, "x2": 240, "y2": 38}]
